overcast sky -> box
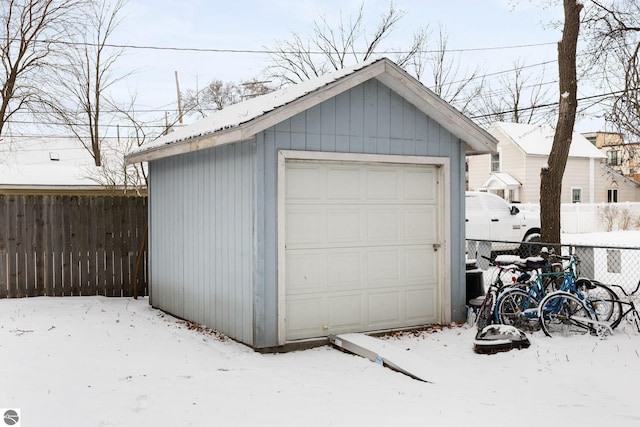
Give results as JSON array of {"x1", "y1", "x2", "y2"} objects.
[{"x1": 106, "y1": 0, "x2": 604, "y2": 133}]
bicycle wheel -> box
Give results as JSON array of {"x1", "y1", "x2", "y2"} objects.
[
  {"x1": 579, "y1": 281, "x2": 622, "y2": 326},
  {"x1": 539, "y1": 291, "x2": 594, "y2": 337},
  {"x1": 496, "y1": 288, "x2": 539, "y2": 331},
  {"x1": 591, "y1": 283, "x2": 622, "y2": 323},
  {"x1": 475, "y1": 292, "x2": 496, "y2": 330}
]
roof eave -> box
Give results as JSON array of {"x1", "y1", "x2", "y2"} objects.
[
  {"x1": 125, "y1": 128, "x2": 246, "y2": 164},
  {"x1": 602, "y1": 164, "x2": 640, "y2": 187}
]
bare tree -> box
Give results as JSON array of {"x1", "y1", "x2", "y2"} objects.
[
  {"x1": 428, "y1": 26, "x2": 483, "y2": 109},
  {"x1": 51, "y1": 0, "x2": 127, "y2": 166},
  {"x1": 584, "y1": 1, "x2": 640, "y2": 143},
  {"x1": 0, "y1": 0, "x2": 84, "y2": 137},
  {"x1": 539, "y1": 0, "x2": 583, "y2": 245},
  {"x1": 264, "y1": 2, "x2": 429, "y2": 86},
  {"x1": 83, "y1": 96, "x2": 150, "y2": 194},
  {"x1": 83, "y1": 131, "x2": 147, "y2": 194},
  {"x1": 182, "y1": 78, "x2": 273, "y2": 119},
  {"x1": 82, "y1": 113, "x2": 152, "y2": 195},
  {"x1": 469, "y1": 60, "x2": 554, "y2": 127}
]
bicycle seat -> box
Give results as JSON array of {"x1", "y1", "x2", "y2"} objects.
[
  {"x1": 575, "y1": 278, "x2": 596, "y2": 290},
  {"x1": 517, "y1": 257, "x2": 546, "y2": 270}
]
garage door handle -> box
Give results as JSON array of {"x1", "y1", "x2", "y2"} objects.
[{"x1": 491, "y1": 219, "x2": 499, "y2": 222}]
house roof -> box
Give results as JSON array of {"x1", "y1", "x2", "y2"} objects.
[
  {"x1": 126, "y1": 57, "x2": 497, "y2": 164},
  {"x1": 0, "y1": 136, "x2": 123, "y2": 193},
  {"x1": 601, "y1": 164, "x2": 640, "y2": 188},
  {"x1": 490, "y1": 121, "x2": 605, "y2": 159},
  {"x1": 480, "y1": 172, "x2": 521, "y2": 191}
]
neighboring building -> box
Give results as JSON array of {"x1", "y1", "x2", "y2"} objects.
[
  {"x1": 599, "y1": 164, "x2": 640, "y2": 203},
  {"x1": 583, "y1": 131, "x2": 640, "y2": 183},
  {"x1": 126, "y1": 58, "x2": 497, "y2": 350},
  {"x1": 467, "y1": 122, "x2": 607, "y2": 204},
  {"x1": 0, "y1": 136, "x2": 142, "y2": 195},
  {"x1": 582, "y1": 131, "x2": 623, "y2": 148}
]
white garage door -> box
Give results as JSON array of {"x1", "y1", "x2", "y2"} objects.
[{"x1": 284, "y1": 159, "x2": 441, "y2": 341}]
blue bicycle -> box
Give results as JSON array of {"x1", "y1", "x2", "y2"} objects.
[{"x1": 495, "y1": 252, "x2": 620, "y2": 335}]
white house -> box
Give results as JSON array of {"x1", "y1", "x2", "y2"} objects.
[
  {"x1": 0, "y1": 136, "x2": 141, "y2": 195},
  {"x1": 467, "y1": 121, "x2": 608, "y2": 203}
]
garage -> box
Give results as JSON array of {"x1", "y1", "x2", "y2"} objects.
[
  {"x1": 279, "y1": 153, "x2": 444, "y2": 341},
  {"x1": 127, "y1": 58, "x2": 497, "y2": 350}
]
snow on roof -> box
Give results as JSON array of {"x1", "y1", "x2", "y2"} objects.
[
  {"x1": 129, "y1": 58, "x2": 381, "y2": 158},
  {"x1": 481, "y1": 172, "x2": 521, "y2": 190},
  {"x1": 127, "y1": 57, "x2": 498, "y2": 163},
  {"x1": 0, "y1": 137, "x2": 108, "y2": 187},
  {"x1": 491, "y1": 121, "x2": 605, "y2": 159}
]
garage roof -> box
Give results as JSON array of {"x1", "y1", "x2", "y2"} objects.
[{"x1": 126, "y1": 57, "x2": 497, "y2": 164}]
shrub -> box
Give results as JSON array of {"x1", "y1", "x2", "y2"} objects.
[{"x1": 599, "y1": 204, "x2": 618, "y2": 232}]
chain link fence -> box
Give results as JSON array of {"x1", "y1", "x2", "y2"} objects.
[{"x1": 466, "y1": 239, "x2": 640, "y2": 295}]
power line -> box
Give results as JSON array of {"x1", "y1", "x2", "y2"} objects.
[
  {"x1": 0, "y1": 36, "x2": 558, "y2": 55},
  {"x1": 0, "y1": 89, "x2": 629, "y2": 145},
  {"x1": 469, "y1": 90, "x2": 625, "y2": 120},
  {"x1": 2, "y1": 119, "x2": 167, "y2": 129}
]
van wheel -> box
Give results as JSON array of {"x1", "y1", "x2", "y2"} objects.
[{"x1": 518, "y1": 233, "x2": 541, "y2": 257}]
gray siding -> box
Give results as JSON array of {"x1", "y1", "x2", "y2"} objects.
[
  {"x1": 149, "y1": 141, "x2": 254, "y2": 345},
  {"x1": 254, "y1": 79, "x2": 466, "y2": 347}
]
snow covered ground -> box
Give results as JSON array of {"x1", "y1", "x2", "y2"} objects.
[
  {"x1": 563, "y1": 230, "x2": 640, "y2": 247},
  {"x1": 2, "y1": 232, "x2": 640, "y2": 426},
  {"x1": 3, "y1": 296, "x2": 640, "y2": 426}
]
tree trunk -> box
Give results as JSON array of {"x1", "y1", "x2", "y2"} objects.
[{"x1": 540, "y1": 0, "x2": 582, "y2": 246}]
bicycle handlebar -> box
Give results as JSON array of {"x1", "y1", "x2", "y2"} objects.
[{"x1": 549, "y1": 254, "x2": 572, "y2": 261}]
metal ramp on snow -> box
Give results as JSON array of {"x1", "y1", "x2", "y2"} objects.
[{"x1": 329, "y1": 333, "x2": 439, "y2": 383}]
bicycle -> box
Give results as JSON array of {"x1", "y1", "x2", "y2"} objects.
[
  {"x1": 494, "y1": 251, "x2": 578, "y2": 331},
  {"x1": 474, "y1": 255, "x2": 531, "y2": 330},
  {"x1": 603, "y1": 279, "x2": 640, "y2": 332},
  {"x1": 538, "y1": 290, "x2": 599, "y2": 337},
  {"x1": 538, "y1": 265, "x2": 621, "y2": 337},
  {"x1": 494, "y1": 256, "x2": 549, "y2": 331},
  {"x1": 496, "y1": 252, "x2": 620, "y2": 336},
  {"x1": 552, "y1": 253, "x2": 621, "y2": 323}
]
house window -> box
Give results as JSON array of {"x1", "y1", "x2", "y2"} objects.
[
  {"x1": 571, "y1": 188, "x2": 582, "y2": 203},
  {"x1": 490, "y1": 153, "x2": 500, "y2": 172},
  {"x1": 607, "y1": 150, "x2": 621, "y2": 166},
  {"x1": 607, "y1": 189, "x2": 618, "y2": 203}
]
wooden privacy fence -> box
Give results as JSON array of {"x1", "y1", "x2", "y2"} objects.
[{"x1": 0, "y1": 195, "x2": 148, "y2": 298}]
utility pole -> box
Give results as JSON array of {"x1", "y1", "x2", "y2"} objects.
[{"x1": 175, "y1": 71, "x2": 183, "y2": 124}]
